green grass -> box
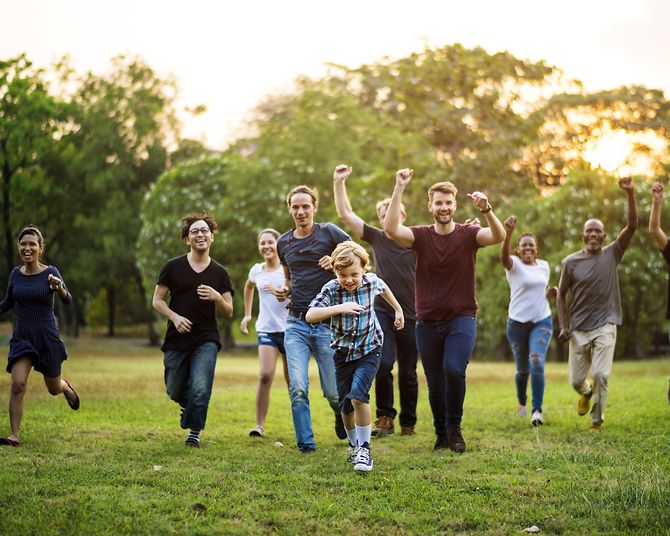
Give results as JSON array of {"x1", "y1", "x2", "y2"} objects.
[{"x1": 0, "y1": 338, "x2": 668, "y2": 535}]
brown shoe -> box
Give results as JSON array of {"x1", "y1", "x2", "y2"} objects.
[
  {"x1": 62, "y1": 379, "x2": 80, "y2": 411},
  {"x1": 371, "y1": 415, "x2": 394, "y2": 438},
  {"x1": 446, "y1": 426, "x2": 466, "y2": 453},
  {"x1": 400, "y1": 426, "x2": 415, "y2": 436}
]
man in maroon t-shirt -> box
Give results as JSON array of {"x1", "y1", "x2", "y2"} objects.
[{"x1": 383, "y1": 169, "x2": 505, "y2": 452}]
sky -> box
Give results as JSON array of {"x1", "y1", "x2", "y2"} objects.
[{"x1": 3, "y1": 0, "x2": 669, "y2": 150}]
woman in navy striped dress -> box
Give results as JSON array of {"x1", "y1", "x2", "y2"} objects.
[{"x1": 0, "y1": 225, "x2": 80, "y2": 447}]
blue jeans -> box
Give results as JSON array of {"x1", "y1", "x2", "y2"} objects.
[
  {"x1": 163, "y1": 341, "x2": 219, "y2": 431},
  {"x1": 506, "y1": 316, "x2": 552, "y2": 412},
  {"x1": 334, "y1": 348, "x2": 382, "y2": 414},
  {"x1": 284, "y1": 317, "x2": 340, "y2": 450},
  {"x1": 375, "y1": 311, "x2": 418, "y2": 427},
  {"x1": 416, "y1": 316, "x2": 476, "y2": 435}
]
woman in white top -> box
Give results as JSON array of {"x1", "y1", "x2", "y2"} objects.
[
  {"x1": 501, "y1": 216, "x2": 555, "y2": 426},
  {"x1": 240, "y1": 229, "x2": 289, "y2": 437}
]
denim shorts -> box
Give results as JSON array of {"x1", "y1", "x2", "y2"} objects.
[
  {"x1": 334, "y1": 348, "x2": 382, "y2": 414},
  {"x1": 257, "y1": 332, "x2": 285, "y2": 355}
]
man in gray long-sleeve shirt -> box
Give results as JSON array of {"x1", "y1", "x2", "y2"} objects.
[{"x1": 556, "y1": 177, "x2": 637, "y2": 432}]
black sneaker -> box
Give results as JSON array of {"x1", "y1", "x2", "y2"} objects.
[
  {"x1": 334, "y1": 413, "x2": 347, "y2": 440},
  {"x1": 433, "y1": 435, "x2": 448, "y2": 450},
  {"x1": 446, "y1": 426, "x2": 466, "y2": 453}
]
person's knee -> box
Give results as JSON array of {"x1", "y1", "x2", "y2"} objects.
[
  {"x1": 259, "y1": 371, "x2": 274, "y2": 386},
  {"x1": 10, "y1": 379, "x2": 27, "y2": 397},
  {"x1": 591, "y1": 371, "x2": 608, "y2": 387},
  {"x1": 529, "y1": 353, "x2": 544, "y2": 374},
  {"x1": 289, "y1": 383, "x2": 308, "y2": 403}
]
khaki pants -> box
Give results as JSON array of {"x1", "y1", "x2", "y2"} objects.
[{"x1": 568, "y1": 323, "x2": 616, "y2": 427}]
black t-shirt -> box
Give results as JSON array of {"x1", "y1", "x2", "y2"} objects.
[
  {"x1": 662, "y1": 240, "x2": 670, "y2": 320},
  {"x1": 157, "y1": 255, "x2": 234, "y2": 351},
  {"x1": 362, "y1": 223, "x2": 416, "y2": 320}
]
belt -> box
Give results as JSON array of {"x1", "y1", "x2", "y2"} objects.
[
  {"x1": 288, "y1": 309, "x2": 329, "y2": 324},
  {"x1": 288, "y1": 309, "x2": 308, "y2": 320}
]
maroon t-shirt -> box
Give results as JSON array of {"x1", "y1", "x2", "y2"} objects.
[{"x1": 411, "y1": 224, "x2": 481, "y2": 321}]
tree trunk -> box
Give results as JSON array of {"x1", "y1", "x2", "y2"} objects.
[
  {"x1": 132, "y1": 267, "x2": 160, "y2": 346},
  {"x1": 2, "y1": 156, "x2": 14, "y2": 279},
  {"x1": 107, "y1": 283, "x2": 116, "y2": 337},
  {"x1": 220, "y1": 322, "x2": 234, "y2": 351}
]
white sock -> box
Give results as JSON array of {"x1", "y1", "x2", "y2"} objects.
[
  {"x1": 346, "y1": 428, "x2": 357, "y2": 446},
  {"x1": 356, "y1": 424, "x2": 371, "y2": 446}
]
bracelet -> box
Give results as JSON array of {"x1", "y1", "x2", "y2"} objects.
[{"x1": 480, "y1": 204, "x2": 492, "y2": 214}]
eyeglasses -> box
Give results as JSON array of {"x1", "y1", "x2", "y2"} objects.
[{"x1": 189, "y1": 227, "x2": 211, "y2": 236}]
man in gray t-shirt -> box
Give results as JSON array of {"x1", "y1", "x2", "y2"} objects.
[
  {"x1": 557, "y1": 177, "x2": 637, "y2": 431},
  {"x1": 333, "y1": 164, "x2": 418, "y2": 438}
]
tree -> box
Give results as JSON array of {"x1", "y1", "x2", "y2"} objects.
[{"x1": 0, "y1": 55, "x2": 67, "y2": 284}]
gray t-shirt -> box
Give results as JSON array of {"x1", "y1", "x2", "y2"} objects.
[
  {"x1": 558, "y1": 240, "x2": 623, "y2": 331},
  {"x1": 362, "y1": 223, "x2": 416, "y2": 321}
]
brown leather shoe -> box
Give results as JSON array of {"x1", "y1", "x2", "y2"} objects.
[
  {"x1": 62, "y1": 379, "x2": 80, "y2": 411},
  {"x1": 371, "y1": 415, "x2": 394, "y2": 438},
  {"x1": 400, "y1": 426, "x2": 415, "y2": 436},
  {"x1": 446, "y1": 426, "x2": 466, "y2": 453}
]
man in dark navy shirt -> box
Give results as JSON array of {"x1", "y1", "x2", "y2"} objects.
[
  {"x1": 153, "y1": 213, "x2": 233, "y2": 448},
  {"x1": 276, "y1": 185, "x2": 350, "y2": 452}
]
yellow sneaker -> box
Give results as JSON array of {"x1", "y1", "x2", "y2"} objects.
[
  {"x1": 589, "y1": 424, "x2": 601, "y2": 433},
  {"x1": 577, "y1": 381, "x2": 593, "y2": 416}
]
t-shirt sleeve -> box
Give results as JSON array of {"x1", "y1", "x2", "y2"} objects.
[
  {"x1": 507, "y1": 255, "x2": 519, "y2": 273},
  {"x1": 328, "y1": 223, "x2": 352, "y2": 245},
  {"x1": 466, "y1": 224, "x2": 482, "y2": 250},
  {"x1": 362, "y1": 223, "x2": 382, "y2": 246},
  {"x1": 157, "y1": 260, "x2": 173, "y2": 288},
  {"x1": 410, "y1": 226, "x2": 425, "y2": 251},
  {"x1": 309, "y1": 282, "x2": 334, "y2": 308},
  {"x1": 611, "y1": 239, "x2": 624, "y2": 263},
  {"x1": 218, "y1": 267, "x2": 234, "y2": 297},
  {"x1": 558, "y1": 258, "x2": 571, "y2": 295},
  {"x1": 248, "y1": 264, "x2": 259, "y2": 285},
  {"x1": 374, "y1": 275, "x2": 387, "y2": 297}
]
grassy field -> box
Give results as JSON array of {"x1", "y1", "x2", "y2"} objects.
[{"x1": 0, "y1": 338, "x2": 668, "y2": 535}]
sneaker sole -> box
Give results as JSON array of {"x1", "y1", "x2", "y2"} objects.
[{"x1": 354, "y1": 462, "x2": 373, "y2": 472}]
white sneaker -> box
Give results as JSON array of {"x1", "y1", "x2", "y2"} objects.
[
  {"x1": 517, "y1": 405, "x2": 528, "y2": 417},
  {"x1": 347, "y1": 443, "x2": 358, "y2": 464},
  {"x1": 531, "y1": 410, "x2": 544, "y2": 427},
  {"x1": 354, "y1": 442, "x2": 373, "y2": 472},
  {"x1": 248, "y1": 426, "x2": 264, "y2": 437}
]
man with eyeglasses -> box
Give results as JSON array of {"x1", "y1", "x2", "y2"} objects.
[{"x1": 152, "y1": 213, "x2": 234, "y2": 447}]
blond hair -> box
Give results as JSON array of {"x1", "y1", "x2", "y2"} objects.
[
  {"x1": 375, "y1": 198, "x2": 406, "y2": 218},
  {"x1": 331, "y1": 241, "x2": 369, "y2": 272}
]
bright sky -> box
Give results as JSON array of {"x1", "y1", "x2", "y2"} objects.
[{"x1": 3, "y1": 0, "x2": 669, "y2": 150}]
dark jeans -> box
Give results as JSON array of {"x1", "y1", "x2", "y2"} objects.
[
  {"x1": 163, "y1": 341, "x2": 219, "y2": 431},
  {"x1": 374, "y1": 311, "x2": 418, "y2": 427},
  {"x1": 416, "y1": 316, "x2": 476, "y2": 435}
]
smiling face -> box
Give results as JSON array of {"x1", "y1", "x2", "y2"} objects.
[
  {"x1": 335, "y1": 258, "x2": 364, "y2": 292},
  {"x1": 582, "y1": 219, "x2": 606, "y2": 254},
  {"x1": 516, "y1": 234, "x2": 538, "y2": 265},
  {"x1": 18, "y1": 233, "x2": 42, "y2": 265},
  {"x1": 428, "y1": 191, "x2": 456, "y2": 225},
  {"x1": 187, "y1": 219, "x2": 213, "y2": 252},
  {"x1": 258, "y1": 232, "x2": 278, "y2": 261},
  {"x1": 288, "y1": 192, "x2": 317, "y2": 231}
]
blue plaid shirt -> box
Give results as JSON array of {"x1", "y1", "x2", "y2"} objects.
[{"x1": 309, "y1": 273, "x2": 387, "y2": 362}]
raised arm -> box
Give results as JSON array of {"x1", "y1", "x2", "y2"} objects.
[
  {"x1": 500, "y1": 216, "x2": 516, "y2": 269},
  {"x1": 240, "y1": 279, "x2": 256, "y2": 335},
  {"x1": 616, "y1": 177, "x2": 638, "y2": 252},
  {"x1": 333, "y1": 164, "x2": 365, "y2": 240},
  {"x1": 467, "y1": 191, "x2": 506, "y2": 247},
  {"x1": 649, "y1": 182, "x2": 668, "y2": 250},
  {"x1": 382, "y1": 169, "x2": 415, "y2": 248}
]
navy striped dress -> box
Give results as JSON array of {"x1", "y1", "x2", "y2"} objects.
[{"x1": 0, "y1": 266, "x2": 72, "y2": 377}]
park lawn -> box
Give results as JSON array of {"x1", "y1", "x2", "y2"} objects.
[{"x1": 0, "y1": 338, "x2": 668, "y2": 535}]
